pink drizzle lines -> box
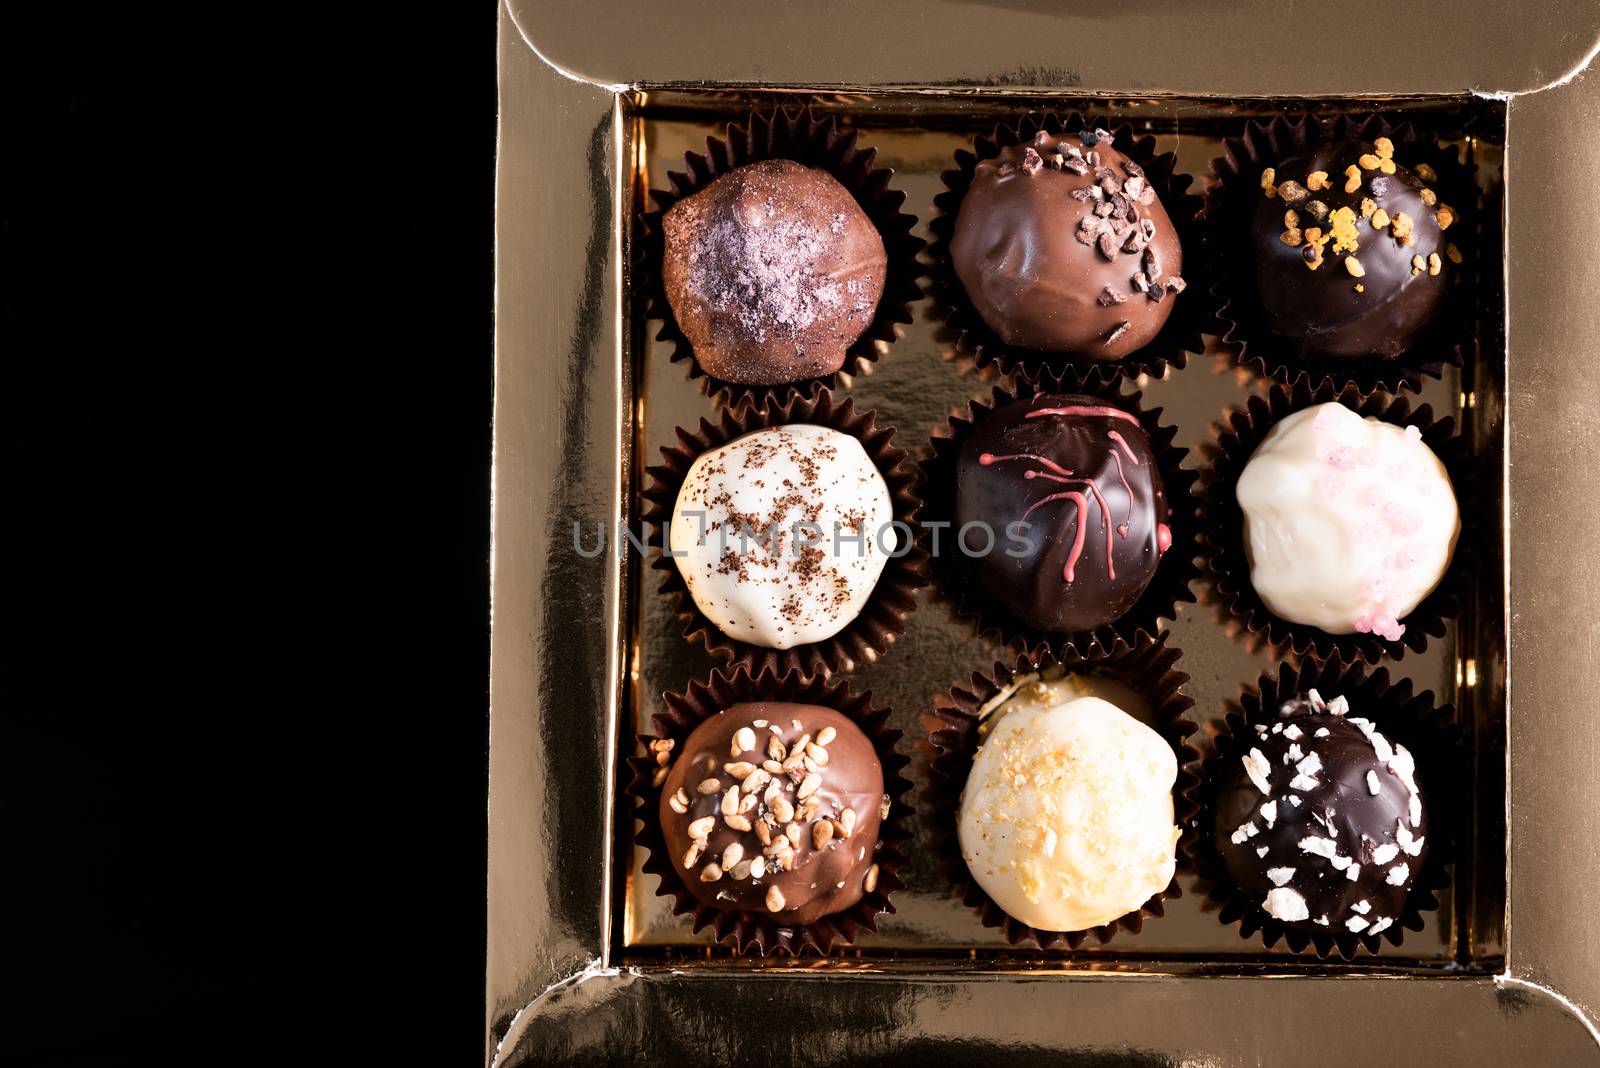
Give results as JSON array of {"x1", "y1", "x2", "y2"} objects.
[
  {"x1": 1026, "y1": 404, "x2": 1141, "y2": 426},
  {"x1": 979, "y1": 450, "x2": 1118, "y2": 582}
]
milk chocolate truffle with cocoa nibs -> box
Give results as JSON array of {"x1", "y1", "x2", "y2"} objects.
[
  {"x1": 950, "y1": 128, "x2": 1187, "y2": 360},
  {"x1": 1215, "y1": 688, "x2": 1427, "y2": 937},
  {"x1": 661, "y1": 159, "x2": 887, "y2": 386},
  {"x1": 657, "y1": 702, "x2": 887, "y2": 925},
  {"x1": 1251, "y1": 138, "x2": 1459, "y2": 359}
]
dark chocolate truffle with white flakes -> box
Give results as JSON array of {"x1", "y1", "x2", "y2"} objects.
[
  {"x1": 1215, "y1": 689, "x2": 1427, "y2": 935},
  {"x1": 1250, "y1": 137, "x2": 1459, "y2": 359},
  {"x1": 950, "y1": 128, "x2": 1186, "y2": 359},
  {"x1": 657, "y1": 702, "x2": 886, "y2": 925},
  {"x1": 954, "y1": 394, "x2": 1173, "y2": 635},
  {"x1": 661, "y1": 159, "x2": 887, "y2": 385}
]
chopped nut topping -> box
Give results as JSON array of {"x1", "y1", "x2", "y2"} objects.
[
  {"x1": 1411, "y1": 253, "x2": 1426, "y2": 276},
  {"x1": 1374, "y1": 136, "x2": 1395, "y2": 159},
  {"x1": 771, "y1": 796, "x2": 793, "y2": 824},
  {"x1": 1344, "y1": 165, "x2": 1362, "y2": 193},
  {"x1": 806, "y1": 743, "x2": 830, "y2": 766},
  {"x1": 785, "y1": 822, "x2": 802, "y2": 846},
  {"x1": 668, "y1": 789, "x2": 689, "y2": 815},
  {"x1": 651, "y1": 766, "x2": 669, "y2": 788},
  {"x1": 723, "y1": 761, "x2": 755, "y2": 780},
  {"x1": 1420, "y1": 187, "x2": 1437, "y2": 207},
  {"x1": 1278, "y1": 179, "x2": 1308, "y2": 203},
  {"x1": 1415, "y1": 162, "x2": 1437, "y2": 182},
  {"x1": 686, "y1": 815, "x2": 716, "y2": 839},
  {"x1": 1446, "y1": 243, "x2": 1462, "y2": 264},
  {"x1": 699, "y1": 863, "x2": 722, "y2": 883},
  {"x1": 1359, "y1": 197, "x2": 1376, "y2": 220},
  {"x1": 1303, "y1": 199, "x2": 1329, "y2": 222},
  {"x1": 1379, "y1": 157, "x2": 1396, "y2": 174},
  {"x1": 755, "y1": 819, "x2": 772, "y2": 845},
  {"x1": 797, "y1": 772, "x2": 822, "y2": 800},
  {"x1": 840, "y1": 808, "x2": 857, "y2": 837},
  {"x1": 815, "y1": 726, "x2": 836, "y2": 747},
  {"x1": 1279, "y1": 228, "x2": 1304, "y2": 247},
  {"x1": 812, "y1": 819, "x2": 834, "y2": 849},
  {"x1": 749, "y1": 856, "x2": 766, "y2": 879},
  {"x1": 696, "y1": 777, "x2": 721, "y2": 795},
  {"x1": 1428, "y1": 252, "x2": 1442, "y2": 276},
  {"x1": 682, "y1": 840, "x2": 705, "y2": 867},
  {"x1": 1303, "y1": 243, "x2": 1325, "y2": 270},
  {"x1": 1328, "y1": 207, "x2": 1360, "y2": 253},
  {"x1": 720, "y1": 842, "x2": 744, "y2": 870},
  {"x1": 732, "y1": 727, "x2": 756, "y2": 755},
  {"x1": 1260, "y1": 167, "x2": 1277, "y2": 197},
  {"x1": 1371, "y1": 208, "x2": 1391, "y2": 229},
  {"x1": 724, "y1": 813, "x2": 752, "y2": 832},
  {"x1": 1283, "y1": 209, "x2": 1300, "y2": 229},
  {"x1": 1306, "y1": 170, "x2": 1330, "y2": 191},
  {"x1": 1345, "y1": 256, "x2": 1366, "y2": 278},
  {"x1": 1436, "y1": 205, "x2": 1456, "y2": 231},
  {"x1": 1358, "y1": 153, "x2": 1381, "y2": 171},
  {"x1": 1104, "y1": 320, "x2": 1132, "y2": 344},
  {"x1": 864, "y1": 864, "x2": 880, "y2": 894},
  {"x1": 765, "y1": 886, "x2": 786, "y2": 912}
]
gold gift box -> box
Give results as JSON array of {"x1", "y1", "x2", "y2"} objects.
[{"x1": 489, "y1": 2, "x2": 1600, "y2": 1061}]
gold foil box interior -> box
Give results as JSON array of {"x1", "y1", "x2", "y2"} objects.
[{"x1": 491, "y1": 3, "x2": 1600, "y2": 1062}]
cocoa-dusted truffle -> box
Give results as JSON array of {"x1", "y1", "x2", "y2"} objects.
[
  {"x1": 1251, "y1": 138, "x2": 1459, "y2": 358},
  {"x1": 661, "y1": 159, "x2": 887, "y2": 385},
  {"x1": 949, "y1": 128, "x2": 1186, "y2": 359},
  {"x1": 954, "y1": 394, "x2": 1172, "y2": 634},
  {"x1": 1215, "y1": 689, "x2": 1427, "y2": 934},
  {"x1": 657, "y1": 702, "x2": 886, "y2": 925}
]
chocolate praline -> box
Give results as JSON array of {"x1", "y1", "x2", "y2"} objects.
[
  {"x1": 661, "y1": 159, "x2": 887, "y2": 386},
  {"x1": 954, "y1": 394, "x2": 1172, "y2": 635},
  {"x1": 1215, "y1": 692, "x2": 1427, "y2": 935},
  {"x1": 1251, "y1": 139, "x2": 1456, "y2": 359},
  {"x1": 950, "y1": 128, "x2": 1186, "y2": 359},
  {"x1": 657, "y1": 702, "x2": 885, "y2": 925}
]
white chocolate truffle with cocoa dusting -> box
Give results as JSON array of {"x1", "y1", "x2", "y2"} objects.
[
  {"x1": 1236, "y1": 403, "x2": 1459, "y2": 640},
  {"x1": 958, "y1": 682, "x2": 1179, "y2": 932},
  {"x1": 669, "y1": 425, "x2": 893, "y2": 649}
]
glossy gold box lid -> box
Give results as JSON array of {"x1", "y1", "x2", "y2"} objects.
[{"x1": 490, "y1": 1, "x2": 1600, "y2": 1062}]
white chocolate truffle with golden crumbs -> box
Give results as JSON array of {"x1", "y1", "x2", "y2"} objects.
[
  {"x1": 957, "y1": 681, "x2": 1179, "y2": 932},
  {"x1": 669, "y1": 424, "x2": 893, "y2": 649},
  {"x1": 1236, "y1": 403, "x2": 1459, "y2": 640}
]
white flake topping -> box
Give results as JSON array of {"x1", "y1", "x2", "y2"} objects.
[
  {"x1": 1243, "y1": 748, "x2": 1272, "y2": 796},
  {"x1": 1366, "y1": 770, "x2": 1382, "y2": 795},
  {"x1": 1263, "y1": 887, "x2": 1310, "y2": 922},
  {"x1": 1386, "y1": 863, "x2": 1410, "y2": 886},
  {"x1": 1267, "y1": 867, "x2": 1296, "y2": 887}
]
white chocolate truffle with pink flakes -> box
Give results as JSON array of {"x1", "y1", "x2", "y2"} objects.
[
  {"x1": 1235, "y1": 403, "x2": 1458, "y2": 639},
  {"x1": 957, "y1": 682, "x2": 1179, "y2": 932}
]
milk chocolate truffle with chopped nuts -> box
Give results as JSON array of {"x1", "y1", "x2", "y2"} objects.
[
  {"x1": 1215, "y1": 689, "x2": 1427, "y2": 935},
  {"x1": 950, "y1": 128, "x2": 1186, "y2": 358},
  {"x1": 661, "y1": 159, "x2": 887, "y2": 385},
  {"x1": 668, "y1": 424, "x2": 894, "y2": 649},
  {"x1": 1251, "y1": 138, "x2": 1458, "y2": 358},
  {"x1": 657, "y1": 703, "x2": 886, "y2": 924},
  {"x1": 954, "y1": 394, "x2": 1173, "y2": 634}
]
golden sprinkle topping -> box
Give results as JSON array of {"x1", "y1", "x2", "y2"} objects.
[
  {"x1": 1360, "y1": 197, "x2": 1377, "y2": 220},
  {"x1": 1374, "y1": 136, "x2": 1395, "y2": 159},
  {"x1": 1345, "y1": 256, "x2": 1366, "y2": 277},
  {"x1": 1379, "y1": 157, "x2": 1396, "y2": 175},
  {"x1": 1392, "y1": 211, "x2": 1416, "y2": 247},
  {"x1": 1328, "y1": 207, "x2": 1360, "y2": 253},
  {"x1": 1372, "y1": 208, "x2": 1391, "y2": 229}
]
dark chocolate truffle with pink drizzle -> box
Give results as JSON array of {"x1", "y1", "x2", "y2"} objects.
[{"x1": 954, "y1": 394, "x2": 1172, "y2": 634}]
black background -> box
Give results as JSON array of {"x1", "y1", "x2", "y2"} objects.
[{"x1": 4, "y1": 7, "x2": 495, "y2": 1063}]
